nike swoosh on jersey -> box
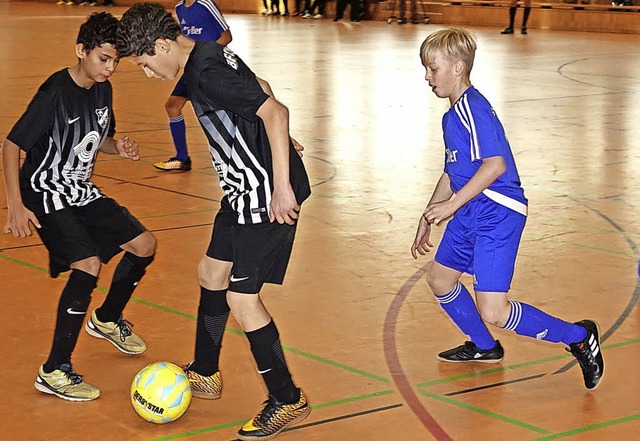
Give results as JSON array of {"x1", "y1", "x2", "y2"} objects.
[
  {"x1": 67, "y1": 117, "x2": 80, "y2": 124},
  {"x1": 230, "y1": 275, "x2": 249, "y2": 282},
  {"x1": 66, "y1": 308, "x2": 86, "y2": 315}
]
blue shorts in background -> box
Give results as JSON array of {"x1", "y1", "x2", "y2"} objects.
[{"x1": 171, "y1": 75, "x2": 189, "y2": 99}]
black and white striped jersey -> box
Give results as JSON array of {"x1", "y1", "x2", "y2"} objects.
[
  {"x1": 183, "y1": 41, "x2": 311, "y2": 225},
  {"x1": 7, "y1": 69, "x2": 115, "y2": 217}
]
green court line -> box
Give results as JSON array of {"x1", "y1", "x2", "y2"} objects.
[
  {"x1": 147, "y1": 390, "x2": 396, "y2": 441},
  {"x1": 0, "y1": 252, "x2": 390, "y2": 384},
  {"x1": 416, "y1": 337, "x2": 640, "y2": 388},
  {"x1": 309, "y1": 389, "x2": 395, "y2": 410},
  {"x1": 528, "y1": 414, "x2": 640, "y2": 441},
  {"x1": 418, "y1": 390, "x2": 550, "y2": 434},
  {"x1": 281, "y1": 346, "x2": 390, "y2": 384},
  {"x1": 147, "y1": 418, "x2": 247, "y2": 441}
]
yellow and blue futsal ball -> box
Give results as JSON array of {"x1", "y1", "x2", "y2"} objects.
[{"x1": 130, "y1": 361, "x2": 192, "y2": 424}]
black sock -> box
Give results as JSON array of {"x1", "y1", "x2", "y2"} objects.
[
  {"x1": 522, "y1": 6, "x2": 531, "y2": 27},
  {"x1": 96, "y1": 252, "x2": 154, "y2": 323},
  {"x1": 190, "y1": 288, "x2": 230, "y2": 375},
  {"x1": 246, "y1": 320, "x2": 300, "y2": 404},
  {"x1": 43, "y1": 269, "x2": 97, "y2": 373},
  {"x1": 508, "y1": 6, "x2": 517, "y2": 28}
]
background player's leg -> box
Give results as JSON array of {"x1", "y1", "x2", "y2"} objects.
[
  {"x1": 501, "y1": 1, "x2": 517, "y2": 33},
  {"x1": 521, "y1": 0, "x2": 532, "y2": 34},
  {"x1": 166, "y1": 96, "x2": 190, "y2": 163}
]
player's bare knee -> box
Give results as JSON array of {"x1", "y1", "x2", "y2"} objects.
[
  {"x1": 121, "y1": 231, "x2": 157, "y2": 258},
  {"x1": 70, "y1": 256, "x2": 101, "y2": 276},
  {"x1": 425, "y1": 268, "x2": 453, "y2": 295},
  {"x1": 478, "y1": 307, "x2": 508, "y2": 327},
  {"x1": 197, "y1": 257, "x2": 230, "y2": 289},
  {"x1": 165, "y1": 97, "x2": 185, "y2": 118},
  {"x1": 139, "y1": 232, "x2": 157, "y2": 256}
]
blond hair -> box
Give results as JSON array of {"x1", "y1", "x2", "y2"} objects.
[{"x1": 419, "y1": 28, "x2": 477, "y2": 74}]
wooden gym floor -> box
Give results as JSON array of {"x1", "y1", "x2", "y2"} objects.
[{"x1": 0, "y1": 2, "x2": 639, "y2": 440}]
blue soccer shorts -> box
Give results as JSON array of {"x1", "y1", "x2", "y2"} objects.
[{"x1": 434, "y1": 195, "x2": 526, "y2": 293}]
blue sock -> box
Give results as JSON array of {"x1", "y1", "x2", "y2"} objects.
[
  {"x1": 503, "y1": 301, "x2": 587, "y2": 345},
  {"x1": 169, "y1": 114, "x2": 188, "y2": 162},
  {"x1": 435, "y1": 282, "x2": 496, "y2": 350}
]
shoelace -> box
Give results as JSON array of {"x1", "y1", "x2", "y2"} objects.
[
  {"x1": 116, "y1": 319, "x2": 134, "y2": 342},
  {"x1": 255, "y1": 397, "x2": 282, "y2": 425},
  {"x1": 59, "y1": 364, "x2": 83, "y2": 385},
  {"x1": 568, "y1": 343, "x2": 595, "y2": 371}
]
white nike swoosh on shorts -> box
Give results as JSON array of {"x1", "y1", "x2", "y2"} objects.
[
  {"x1": 230, "y1": 275, "x2": 250, "y2": 283},
  {"x1": 66, "y1": 308, "x2": 86, "y2": 315}
]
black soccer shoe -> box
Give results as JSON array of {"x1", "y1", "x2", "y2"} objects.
[
  {"x1": 437, "y1": 340, "x2": 504, "y2": 363},
  {"x1": 568, "y1": 320, "x2": 604, "y2": 390}
]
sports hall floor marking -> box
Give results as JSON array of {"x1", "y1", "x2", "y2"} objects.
[
  {"x1": 1, "y1": 187, "x2": 637, "y2": 440},
  {"x1": 2, "y1": 248, "x2": 639, "y2": 440},
  {"x1": 148, "y1": 398, "x2": 400, "y2": 441}
]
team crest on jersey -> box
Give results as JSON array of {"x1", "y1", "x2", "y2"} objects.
[
  {"x1": 96, "y1": 107, "x2": 109, "y2": 129},
  {"x1": 223, "y1": 47, "x2": 238, "y2": 70}
]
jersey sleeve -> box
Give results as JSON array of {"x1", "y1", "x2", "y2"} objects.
[
  {"x1": 6, "y1": 90, "x2": 55, "y2": 153},
  {"x1": 197, "y1": 56, "x2": 269, "y2": 123},
  {"x1": 458, "y1": 97, "x2": 503, "y2": 161},
  {"x1": 205, "y1": 1, "x2": 229, "y2": 31},
  {"x1": 470, "y1": 105, "x2": 503, "y2": 159}
]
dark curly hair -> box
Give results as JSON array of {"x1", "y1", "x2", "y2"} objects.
[
  {"x1": 116, "y1": 3, "x2": 182, "y2": 57},
  {"x1": 77, "y1": 12, "x2": 118, "y2": 51}
]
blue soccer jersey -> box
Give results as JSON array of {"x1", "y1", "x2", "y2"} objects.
[
  {"x1": 443, "y1": 87, "x2": 527, "y2": 215},
  {"x1": 175, "y1": 0, "x2": 229, "y2": 41}
]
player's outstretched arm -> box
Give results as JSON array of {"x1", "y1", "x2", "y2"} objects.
[
  {"x1": 2, "y1": 140, "x2": 41, "y2": 237},
  {"x1": 101, "y1": 136, "x2": 140, "y2": 160}
]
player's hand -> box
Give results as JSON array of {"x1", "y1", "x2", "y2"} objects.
[
  {"x1": 269, "y1": 185, "x2": 300, "y2": 225},
  {"x1": 291, "y1": 137, "x2": 304, "y2": 158},
  {"x1": 3, "y1": 205, "x2": 41, "y2": 238},
  {"x1": 423, "y1": 199, "x2": 457, "y2": 226},
  {"x1": 411, "y1": 214, "x2": 434, "y2": 258},
  {"x1": 116, "y1": 136, "x2": 140, "y2": 161}
]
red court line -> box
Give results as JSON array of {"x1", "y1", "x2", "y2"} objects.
[{"x1": 383, "y1": 264, "x2": 453, "y2": 441}]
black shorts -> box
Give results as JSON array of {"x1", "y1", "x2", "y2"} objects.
[
  {"x1": 36, "y1": 197, "x2": 147, "y2": 278},
  {"x1": 206, "y1": 200, "x2": 298, "y2": 294}
]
